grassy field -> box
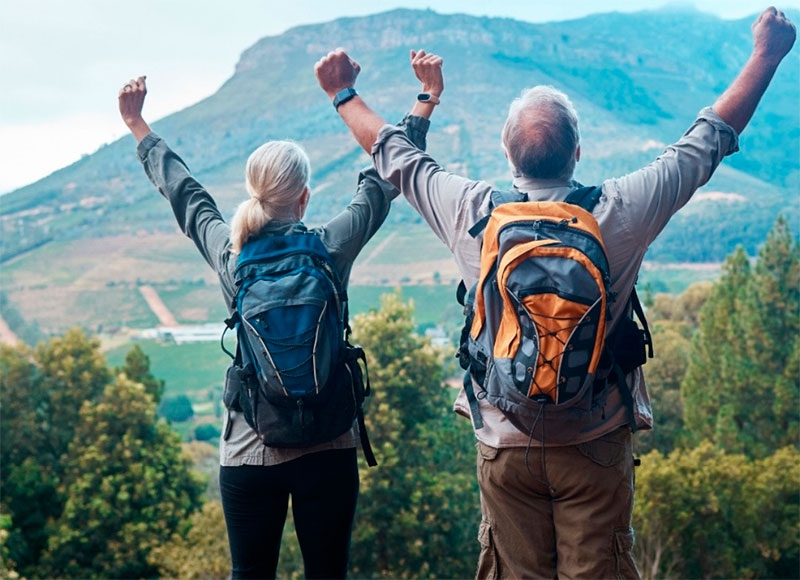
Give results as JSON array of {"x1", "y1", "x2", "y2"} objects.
[
  {"x1": 106, "y1": 339, "x2": 228, "y2": 395},
  {"x1": 0, "y1": 217, "x2": 720, "y2": 336}
]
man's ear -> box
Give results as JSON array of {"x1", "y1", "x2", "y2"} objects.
[{"x1": 576, "y1": 144, "x2": 581, "y2": 163}]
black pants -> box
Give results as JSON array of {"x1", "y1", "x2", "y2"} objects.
[{"x1": 219, "y1": 448, "x2": 359, "y2": 579}]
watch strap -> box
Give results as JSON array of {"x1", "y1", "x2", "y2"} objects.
[{"x1": 333, "y1": 87, "x2": 358, "y2": 110}]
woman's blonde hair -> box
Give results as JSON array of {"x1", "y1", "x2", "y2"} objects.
[{"x1": 230, "y1": 140, "x2": 311, "y2": 254}]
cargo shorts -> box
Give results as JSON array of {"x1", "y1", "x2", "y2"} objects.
[{"x1": 475, "y1": 427, "x2": 639, "y2": 579}]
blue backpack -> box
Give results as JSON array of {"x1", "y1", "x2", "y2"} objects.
[{"x1": 222, "y1": 232, "x2": 376, "y2": 466}]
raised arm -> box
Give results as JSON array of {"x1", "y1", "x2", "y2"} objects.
[
  {"x1": 315, "y1": 49, "x2": 386, "y2": 153},
  {"x1": 320, "y1": 51, "x2": 443, "y2": 276},
  {"x1": 118, "y1": 76, "x2": 152, "y2": 142},
  {"x1": 315, "y1": 48, "x2": 444, "y2": 154},
  {"x1": 117, "y1": 75, "x2": 232, "y2": 280},
  {"x1": 408, "y1": 50, "x2": 445, "y2": 119},
  {"x1": 712, "y1": 6, "x2": 795, "y2": 134}
]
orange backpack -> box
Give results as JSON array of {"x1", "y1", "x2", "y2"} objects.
[{"x1": 457, "y1": 186, "x2": 652, "y2": 442}]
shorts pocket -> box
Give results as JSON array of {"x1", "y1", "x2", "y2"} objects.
[
  {"x1": 476, "y1": 441, "x2": 499, "y2": 461},
  {"x1": 476, "y1": 518, "x2": 499, "y2": 580}
]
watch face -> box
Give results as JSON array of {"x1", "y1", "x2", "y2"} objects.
[
  {"x1": 334, "y1": 88, "x2": 357, "y2": 109},
  {"x1": 417, "y1": 92, "x2": 439, "y2": 104}
]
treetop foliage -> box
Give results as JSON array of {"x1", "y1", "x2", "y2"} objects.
[{"x1": 0, "y1": 330, "x2": 204, "y2": 579}]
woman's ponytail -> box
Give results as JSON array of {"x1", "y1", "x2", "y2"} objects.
[{"x1": 230, "y1": 197, "x2": 271, "y2": 254}]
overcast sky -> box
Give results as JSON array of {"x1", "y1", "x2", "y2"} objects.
[{"x1": 1, "y1": 0, "x2": 794, "y2": 194}]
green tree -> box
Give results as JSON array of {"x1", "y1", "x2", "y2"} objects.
[
  {"x1": 747, "y1": 216, "x2": 800, "y2": 452},
  {"x1": 647, "y1": 281, "x2": 712, "y2": 328},
  {"x1": 339, "y1": 291, "x2": 480, "y2": 579},
  {"x1": 149, "y1": 500, "x2": 230, "y2": 579},
  {"x1": 636, "y1": 281, "x2": 711, "y2": 455},
  {"x1": 117, "y1": 343, "x2": 165, "y2": 404},
  {"x1": 195, "y1": 423, "x2": 221, "y2": 441},
  {"x1": 0, "y1": 330, "x2": 204, "y2": 578},
  {"x1": 35, "y1": 329, "x2": 111, "y2": 463},
  {"x1": 0, "y1": 509, "x2": 19, "y2": 580},
  {"x1": 741, "y1": 446, "x2": 800, "y2": 578},
  {"x1": 633, "y1": 443, "x2": 800, "y2": 579},
  {"x1": 634, "y1": 320, "x2": 691, "y2": 456},
  {"x1": 1, "y1": 457, "x2": 61, "y2": 576},
  {"x1": 159, "y1": 393, "x2": 195, "y2": 422},
  {"x1": 40, "y1": 375, "x2": 205, "y2": 578},
  {"x1": 0, "y1": 343, "x2": 54, "y2": 570},
  {"x1": 682, "y1": 218, "x2": 800, "y2": 458},
  {"x1": 0, "y1": 342, "x2": 45, "y2": 471},
  {"x1": 1, "y1": 331, "x2": 110, "y2": 574}
]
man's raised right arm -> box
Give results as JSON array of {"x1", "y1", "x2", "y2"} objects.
[{"x1": 314, "y1": 49, "x2": 386, "y2": 154}]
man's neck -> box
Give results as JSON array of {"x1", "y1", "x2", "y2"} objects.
[{"x1": 512, "y1": 175, "x2": 575, "y2": 195}]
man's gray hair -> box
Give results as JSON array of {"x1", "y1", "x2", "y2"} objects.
[{"x1": 501, "y1": 86, "x2": 580, "y2": 181}]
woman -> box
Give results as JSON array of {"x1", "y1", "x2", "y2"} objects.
[{"x1": 118, "y1": 50, "x2": 443, "y2": 579}]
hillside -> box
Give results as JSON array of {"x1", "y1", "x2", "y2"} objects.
[{"x1": 1, "y1": 7, "x2": 798, "y2": 339}]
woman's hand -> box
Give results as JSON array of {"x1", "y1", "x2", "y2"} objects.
[
  {"x1": 118, "y1": 75, "x2": 151, "y2": 142},
  {"x1": 411, "y1": 50, "x2": 444, "y2": 99}
]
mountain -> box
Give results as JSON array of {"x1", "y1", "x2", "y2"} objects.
[{"x1": 1, "y1": 8, "x2": 798, "y2": 338}]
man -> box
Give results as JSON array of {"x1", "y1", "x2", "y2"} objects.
[{"x1": 315, "y1": 7, "x2": 795, "y2": 579}]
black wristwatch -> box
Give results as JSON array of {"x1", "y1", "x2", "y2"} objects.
[
  {"x1": 417, "y1": 92, "x2": 440, "y2": 105},
  {"x1": 333, "y1": 87, "x2": 358, "y2": 110}
]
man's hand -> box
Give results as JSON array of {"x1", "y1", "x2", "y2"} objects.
[
  {"x1": 314, "y1": 48, "x2": 361, "y2": 99},
  {"x1": 410, "y1": 50, "x2": 444, "y2": 98},
  {"x1": 752, "y1": 6, "x2": 796, "y2": 65},
  {"x1": 118, "y1": 76, "x2": 151, "y2": 142}
]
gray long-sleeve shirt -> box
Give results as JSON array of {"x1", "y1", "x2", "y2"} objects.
[
  {"x1": 136, "y1": 114, "x2": 430, "y2": 465},
  {"x1": 370, "y1": 107, "x2": 739, "y2": 448}
]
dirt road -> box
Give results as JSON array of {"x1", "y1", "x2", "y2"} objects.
[
  {"x1": 139, "y1": 285, "x2": 179, "y2": 327},
  {"x1": 0, "y1": 314, "x2": 19, "y2": 346}
]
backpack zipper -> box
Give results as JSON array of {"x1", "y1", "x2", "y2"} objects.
[{"x1": 501, "y1": 219, "x2": 611, "y2": 285}]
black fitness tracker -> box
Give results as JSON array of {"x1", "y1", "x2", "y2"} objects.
[
  {"x1": 333, "y1": 87, "x2": 358, "y2": 110},
  {"x1": 416, "y1": 92, "x2": 440, "y2": 105}
]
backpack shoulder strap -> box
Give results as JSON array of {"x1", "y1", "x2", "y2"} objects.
[
  {"x1": 348, "y1": 344, "x2": 377, "y2": 467},
  {"x1": 469, "y1": 185, "x2": 602, "y2": 238},
  {"x1": 564, "y1": 184, "x2": 603, "y2": 213},
  {"x1": 467, "y1": 189, "x2": 528, "y2": 238},
  {"x1": 629, "y1": 288, "x2": 654, "y2": 359}
]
